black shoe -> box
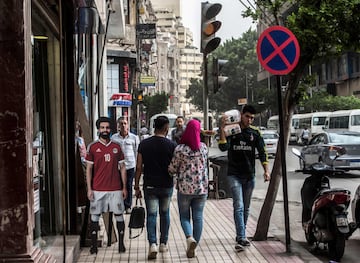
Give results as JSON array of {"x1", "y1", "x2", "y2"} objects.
[
  {"x1": 119, "y1": 241, "x2": 126, "y2": 253},
  {"x1": 90, "y1": 246, "x2": 98, "y2": 254},
  {"x1": 238, "y1": 238, "x2": 251, "y2": 247}
]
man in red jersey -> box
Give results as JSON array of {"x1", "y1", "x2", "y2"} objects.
[{"x1": 85, "y1": 117, "x2": 127, "y2": 254}]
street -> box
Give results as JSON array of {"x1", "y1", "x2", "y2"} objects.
[{"x1": 209, "y1": 143, "x2": 360, "y2": 263}]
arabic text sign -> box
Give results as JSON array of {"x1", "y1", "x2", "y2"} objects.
[{"x1": 136, "y1": 24, "x2": 156, "y2": 39}]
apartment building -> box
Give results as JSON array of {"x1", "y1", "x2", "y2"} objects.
[{"x1": 152, "y1": 0, "x2": 203, "y2": 116}]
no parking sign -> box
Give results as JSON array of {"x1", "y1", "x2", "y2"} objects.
[{"x1": 257, "y1": 26, "x2": 300, "y2": 75}]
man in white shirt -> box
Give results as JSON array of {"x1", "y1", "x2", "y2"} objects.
[
  {"x1": 111, "y1": 117, "x2": 140, "y2": 214},
  {"x1": 301, "y1": 127, "x2": 310, "y2": 145}
]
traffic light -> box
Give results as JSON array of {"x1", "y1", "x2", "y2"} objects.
[
  {"x1": 201, "y1": 2, "x2": 222, "y2": 54},
  {"x1": 137, "y1": 89, "x2": 144, "y2": 103},
  {"x1": 213, "y1": 57, "x2": 228, "y2": 93}
]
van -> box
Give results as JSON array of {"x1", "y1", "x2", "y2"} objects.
[
  {"x1": 324, "y1": 109, "x2": 360, "y2": 132},
  {"x1": 149, "y1": 113, "x2": 178, "y2": 140},
  {"x1": 311, "y1": 111, "x2": 331, "y2": 135}
]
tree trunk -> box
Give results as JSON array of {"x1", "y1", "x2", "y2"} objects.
[{"x1": 253, "y1": 110, "x2": 292, "y2": 240}]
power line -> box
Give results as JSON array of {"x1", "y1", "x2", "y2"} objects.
[{"x1": 237, "y1": 0, "x2": 272, "y2": 28}]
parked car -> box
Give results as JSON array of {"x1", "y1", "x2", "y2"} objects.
[{"x1": 299, "y1": 131, "x2": 360, "y2": 171}]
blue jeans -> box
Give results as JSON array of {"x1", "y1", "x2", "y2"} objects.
[
  {"x1": 177, "y1": 192, "x2": 207, "y2": 243},
  {"x1": 227, "y1": 175, "x2": 255, "y2": 241},
  {"x1": 124, "y1": 168, "x2": 135, "y2": 209},
  {"x1": 144, "y1": 187, "x2": 173, "y2": 244}
]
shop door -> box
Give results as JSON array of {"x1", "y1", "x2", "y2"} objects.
[{"x1": 32, "y1": 38, "x2": 56, "y2": 242}]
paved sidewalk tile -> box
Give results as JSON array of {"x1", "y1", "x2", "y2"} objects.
[{"x1": 76, "y1": 197, "x2": 306, "y2": 263}]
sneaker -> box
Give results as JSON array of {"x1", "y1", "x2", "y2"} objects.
[
  {"x1": 238, "y1": 238, "x2": 251, "y2": 247},
  {"x1": 125, "y1": 208, "x2": 131, "y2": 214},
  {"x1": 159, "y1": 243, "x2": 168, "y2": 252},
  {"x1": 186, "y1": 237, "x2": 197, "y2": 258},
  {"x1": 235, "y1": 243, "x2": 244, "y2": 252},
  {"x1": 148, "y1": 243, "x2": 158, "y2": 259}
]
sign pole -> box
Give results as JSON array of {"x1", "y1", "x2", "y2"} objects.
[
  {"x1": 276, "y1": 75, "x2": 291, "y2": 252},
  {"x1": 257, "y1": 25, "x2": 300, "y2": 254}
]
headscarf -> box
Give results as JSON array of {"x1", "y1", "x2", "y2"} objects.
[{"x1": 179, "y1": 119, "x2": 201, "y2": 151}]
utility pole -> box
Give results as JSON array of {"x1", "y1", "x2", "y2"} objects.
[
  {"x1": 136, "y1": 0, "x2": 141, "y2": 136},
  {"x1": 203, "y1": 54, "x2": 209, "y2": 130}
]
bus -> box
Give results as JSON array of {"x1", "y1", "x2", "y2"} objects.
[
  {"x1": 311, "y1": 111, "x2": 331, "y2": 135},
  {"x1": 267, "y1": 115, "x2": 279, "y2": 131},
  {"x1": 268, "y1": 112, "x2": 334, "y2": 144},
  {"x1": 289, "y1": 114, "x2": 301, "y2": 144},
  {"x1": 267, "y1": 114, "x2": 304, "y2": 144},
  {"x1": 324, "y1": 109, "x2": 360, "y2": 132}
]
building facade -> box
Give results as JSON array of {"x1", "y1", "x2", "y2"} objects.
[{"x1": 0, "y1": 0, "x2": 110, "y2": 261}]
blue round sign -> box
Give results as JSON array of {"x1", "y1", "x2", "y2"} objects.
[{"x1": 257, "y1": 26, "x2": 300, "y2": 75}]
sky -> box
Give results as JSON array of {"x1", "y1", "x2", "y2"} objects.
[{"x1": 181, "y1": 0, "x2": 256, "y2": 48}]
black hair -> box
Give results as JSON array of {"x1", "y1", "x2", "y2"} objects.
[
  {"x1": 176, "y1": 115, "x2": 184, "y2": 120},
  {"x1": 242, "y1": 105, "x2": 256, "y2": 115},
  {"x1": 154, "y1": 115, "x2": 169, "y2": 131},
  {"x1": 96, "y1": 116, "x2": 112, "y2": 129},
  {"x1": 116, "y1": 116, "x2": 127, "y2": 123}
]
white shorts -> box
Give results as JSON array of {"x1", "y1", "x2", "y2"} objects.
[{"x1": 90, "y1": 190, "x2": 124, "y2": 215}]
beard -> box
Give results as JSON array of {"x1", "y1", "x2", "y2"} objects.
[{"x1": 99, "y1": 132, "x2": 110, "y2": 139}]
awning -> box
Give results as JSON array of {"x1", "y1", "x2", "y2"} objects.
[
  {"x1": 107, "y1": 50, "x2": 137, "y2": 59},
  {"x1": 78, "y1": 7, "x2": 101, "y2": 34}
]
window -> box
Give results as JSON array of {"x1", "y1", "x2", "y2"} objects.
[
  {"x1": 107, "y1": 64, "x2": 119, "y2": 99},
  {"x1": 313, "y1": 117, "x2": 327, "y2": 126},
  {"x1": 329, "y1": 116, "x2": 349, "y2": 129},
  {"x1": 351, "y1": 115, "x2": 360, "y2": 126}
]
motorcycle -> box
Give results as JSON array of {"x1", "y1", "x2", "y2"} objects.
[
  {"x1": 292, "y1": 146, "x2": 357, "y2": 262},
  {"x1": 351, "y1": 184, "x2": 360, "y2": 231}
]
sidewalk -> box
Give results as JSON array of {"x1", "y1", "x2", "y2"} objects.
[{"x1": 76, "y1": 195, "x2": 318, "y2": 263}]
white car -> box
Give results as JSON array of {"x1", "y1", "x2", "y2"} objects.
[{"x1": 261, "y1": 130, "x2": 279, "y2": 157}]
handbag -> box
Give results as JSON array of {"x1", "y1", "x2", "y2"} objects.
[{"x1": 128, "y1": 197, "x2": 145, "y2": 239}]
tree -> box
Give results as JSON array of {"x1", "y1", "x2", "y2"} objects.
[
  {"x1": 186, "y1": 78, "x2": 204, "y2": 111},
  {"x1": 244, "y1": 0, "x2": 360, "y2": 241},
  {"x1": 299, "y1": 92, "x2": 360, "y2": 112},
  {"x1": 142, "y1": 92, "x2": 168, "y2": 124}
]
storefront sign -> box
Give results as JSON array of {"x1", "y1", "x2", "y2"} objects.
[
  {"x1": 110, "y1": 93, "x2": 132, "y2": 107},
  {"x1": 136, "y1": 24, "x2": 156, "y2": 39},
  {"x1": 140, "y1": 76, "x2": 156, "y2": 84}
]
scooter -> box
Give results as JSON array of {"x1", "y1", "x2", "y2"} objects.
[{"x1": 292, "y1": 146, "x2": 357, "y2": 262}]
